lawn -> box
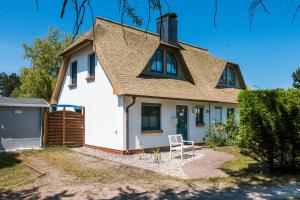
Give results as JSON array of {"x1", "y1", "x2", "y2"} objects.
[
  {"x1": 21, "y1": 146, "x2": 162, "y2": 183},
  {"x1": 1, "y1": 146, "x2": 299, "y2": 199},
  {"x1": 0, "y1": 153, "x2": 38, "y2": 189}
]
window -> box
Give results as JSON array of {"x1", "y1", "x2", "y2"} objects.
[
  {"x1": 71, "y1": 61, "x2": 77, "y2": 85},
  {"x1": 166, "y1": 52, "x2": 178, "y2": 75},
  {"x1": 220, "y1": 66, "x2": 237, "y2": 86},
  {"x1": 88, "y1": 53, "x2": 96, "y2": 77},
  {"x1": 220, "y1": 68, "x2": 227, "y2": 83},
  {"x1": 215, "y1": 107, "x2": 222, "y2": 123},
  {"x1": 227, "y1": 108, "x2": 235, "y2": 121},
  {"x1": 228, "y1": 67, "x2": 236, "y2": 86},
  {"x1": 141, "y1": 103, "x2": 161, "y2": 131},
  {"x1": 150, "y1": 50, "x2": 163, "y2": 73},
  {"x1": 195, "y1": 106, "x2": 204, "y2": 126}
]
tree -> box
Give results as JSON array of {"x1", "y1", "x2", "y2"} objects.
[
  {"x1": 55, "y1": 0, "x2": 300, "y2": 37},
  {"x1": 292, "y1": 68, "x2": 300, "y2": 89},
  {"x1": 0, "y1": 72, "x2": 21, "y2": 97},
  {"x1": 15, "y1": 28, "x2": 74, "y2": 100}
]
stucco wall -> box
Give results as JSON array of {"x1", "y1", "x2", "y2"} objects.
[
  {"x1": 58, "y1": 47, "x2": 125, "y2": 150},
  {"x1": 124, "y1": 96, "x2": 239, "y2": 150}
]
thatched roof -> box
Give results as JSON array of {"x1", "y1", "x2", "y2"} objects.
[{"x1": 52, "y1": 17, "x2": 246, "y2": 104}]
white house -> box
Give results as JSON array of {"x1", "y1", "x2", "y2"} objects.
[{"x1": 51, "y1": 13, "x2": 246, "y2": 154}]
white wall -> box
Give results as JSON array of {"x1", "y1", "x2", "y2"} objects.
[
  {"x1": 58, "y1": 47, "x2": 125, "y2": 150},
  {"x1": 124, "y1": 96, "x2": 239, "y2": 150}
]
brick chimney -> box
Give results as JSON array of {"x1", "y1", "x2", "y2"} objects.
[{"x1": 156, "y1": 13, "x2": 178, "y2": 46}]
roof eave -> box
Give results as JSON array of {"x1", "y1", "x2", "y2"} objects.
[
  {"x1": 60, "y1": 39, "x2": 93, "y2": 57},
  {"x1": 123, "y1": 94, "x2": 238, "y2": 104}
]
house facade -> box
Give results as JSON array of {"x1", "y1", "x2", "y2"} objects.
[{"x1": 52, "y1": 13, "x2": 246, "y2": 154}]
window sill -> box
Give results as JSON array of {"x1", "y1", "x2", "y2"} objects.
[
  {"x1": 142, "y1": 130, "x2": 163, "y2": 134},
  {"x1": 86, "y1": 76, "x2": 95, "y2": 81},
  {"x1": 196, "y1": 123, "x2": 205, "y2": 127},
  {"x1": 68, "y1": 84, "x2": 77, "y2": 89}
]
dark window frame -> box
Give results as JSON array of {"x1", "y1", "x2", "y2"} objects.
[
  {"x1": 228, "y1": 67, "x2": 236, "y2": 86},
  {"x1": 141, "y1": 103, "x2": 161, "y2": 131},
  {"x1": 150, "y1": 50, "x2": 163, "y2": 73},
  {"x1": 220, "y1": 67, "x2": 227, "y2": 84},
  {"x1": 70, "y1": 61, "x2": 77, "y2": 85},
  {"x1": 195, "y1": 106, "x2": 204, "y2": 126},
  {"x1": 166, "y1": 52, "x2": 178, "y2": 76},
  {"x1": 88, "y1": 53, "x2": 96, "y2": 78},
  {"x1": 227, "y1": 108, "x2": 235, "y2": 121},
  {"x1": 220, "y1": 66, "x2": 237, "y2": 87}
]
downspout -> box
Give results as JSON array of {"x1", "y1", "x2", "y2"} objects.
[{"x1": 125, "y1": 96, "x2": 136, "y2": 152}]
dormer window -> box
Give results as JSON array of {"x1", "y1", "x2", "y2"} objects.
[
  {"x1": 219, "y1": 66, "x2": 236, "y2": 87},
  {"x1": 166, "y1": 52, "x2": 178, "y2": 75},
  {"x1": 220, "y1": 67, "x2": 227, "y2": 84},
  {"x1": 228, "y1": 67, "x2": 236, "y2": 86},
  {"x1": 150, "y1": 50, "x2": 163, "y2": 73}
]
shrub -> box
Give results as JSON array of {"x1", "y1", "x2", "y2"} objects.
[
  {"x1": 238, "y1": 89, "x2": 300, "y2": 171},
  {"x1": 206, "y1": 115, "x2": 239, "y2": 148}
]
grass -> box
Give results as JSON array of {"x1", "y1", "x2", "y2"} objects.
[
  {"x1": 0, "y1": 153, "x2": 37, "y2": 189},
  {"x1": 22, "y1": 146, "x2": 162, "y2": 183},
  {"x1": 217, "y1": 147, "x2": 259, "y2": 173},
  {"x1": 206, "y1": 147, "x2": 300, "y2": 186},
  {"x1": 1, "y1": 146, "x2": 298, "y2": 190}
]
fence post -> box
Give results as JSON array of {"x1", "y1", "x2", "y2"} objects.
[
  {"x1": 82, "y1": 107, "x2": 85, "y2": 146},
  {"x1": 43, "y1": 108, "x2": 49, "y2": 147},
  {"x1": 62, "y1": 107, "x2": 66, "y2": 145}
]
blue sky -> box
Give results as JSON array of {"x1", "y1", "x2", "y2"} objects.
[{"x1": 0, "y1": 0, "x2": 299, "y2": 89}]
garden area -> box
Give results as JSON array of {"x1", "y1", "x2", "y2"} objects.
[
  {"x1": 1, "y1": 146, "x2": 300, "y2": 199},
  {"x1": 207, "y1": 89, "x2": 300, "y2": 173}
]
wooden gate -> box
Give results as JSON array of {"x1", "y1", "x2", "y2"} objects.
[{"x1": 44, "y1": 108, "x2": 85, "y2": 147}]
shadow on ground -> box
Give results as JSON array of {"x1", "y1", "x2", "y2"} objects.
[
  {"x1": 0, "y1": 187, "x2": 76, "y2": 200},
  {"x1": 0, "y1": 152, "x2": 22, "y2": 169},
  {"x1": 109, "y1": 183, "x2": 300, "y2": 200}
]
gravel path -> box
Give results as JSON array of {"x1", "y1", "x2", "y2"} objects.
[{"x1": 72, "y1": 146, "x2": 234, "y2": 179}]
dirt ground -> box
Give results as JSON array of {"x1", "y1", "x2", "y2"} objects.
[{"x1": 0, "y1": 149, "x2": 300, "y2": 200}]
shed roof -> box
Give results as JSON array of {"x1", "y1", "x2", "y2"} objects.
[{"x1": 0, "y1": 97, "x2": 49, "y2": 107}]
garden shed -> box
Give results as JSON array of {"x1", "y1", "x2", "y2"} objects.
[{"x1": 0, "y1": 97, "x2": 48, "y2": 151}]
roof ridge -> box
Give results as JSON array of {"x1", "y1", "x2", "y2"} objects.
[{"x1": 96, "y1": 16, "x2": 208, "y2": 52}]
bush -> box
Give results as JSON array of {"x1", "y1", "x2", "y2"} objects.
[
  {"x1": 238, "y1": 89, "x2": 300, "y2": 171},
  {"x1": 206, "y1": 114, "x2": 239, "y2": 147}
]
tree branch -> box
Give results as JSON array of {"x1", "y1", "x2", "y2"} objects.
[
  {"x1": 213, "y1": 0, "x2": 218, "y2": 28},
  {"x1": 249, "y1": 0, "x2": 270, "y2": 30},
  {"x1": 291, "y1": 3, "x2": 300, "y2": 24}
]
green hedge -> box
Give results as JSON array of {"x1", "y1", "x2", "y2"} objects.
[{"x1": 238, "y1": 89, "x2": 300, "y2": 171}]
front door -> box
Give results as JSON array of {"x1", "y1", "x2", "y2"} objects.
[{"x1": 176, "y1": 105, "x2": 188, "y2": 140}]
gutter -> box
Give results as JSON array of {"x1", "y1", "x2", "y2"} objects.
[{"x1": 125, "y1": 96, "x2": 136, "y2": 152}]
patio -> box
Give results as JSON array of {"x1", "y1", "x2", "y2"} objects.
[{"x1": 72, "y1": 146, "x2": 234, "y2": 179}]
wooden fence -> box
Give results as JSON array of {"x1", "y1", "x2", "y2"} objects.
[{"x1": 44, "y1": 108, "x2": 85, "y2": 147}]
